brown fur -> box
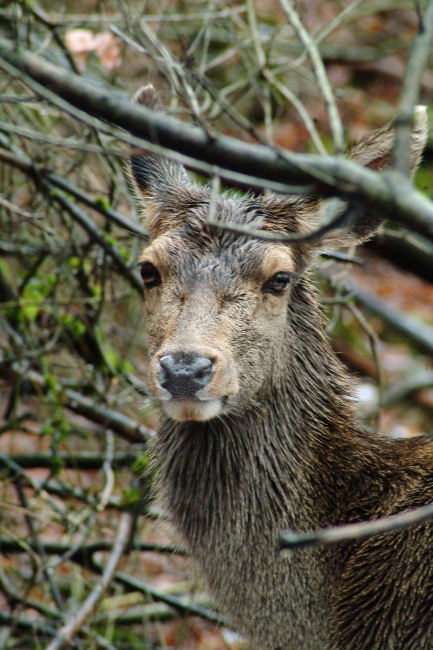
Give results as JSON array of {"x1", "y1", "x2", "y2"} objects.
[{"x1": 129, "y1": 88, "x2": 431, "y2": 649}]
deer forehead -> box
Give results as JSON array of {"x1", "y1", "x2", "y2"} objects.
[{"x1": 140, "y1": 237, "x2": 296, "y2": 287}]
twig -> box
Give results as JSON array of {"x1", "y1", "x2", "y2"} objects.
[
  {"x1": 392, "y1": 0, "x2": 433, "y2": 175},
  {"x1": 344, "y1": 300, "x2": 384, "y2": 409},
  {"x1": 22, "y1": 0, "x2": 81, "y2": 75},
  {"x1": 15, "y1": 477, "x2": 64, "y2": 610},
  {"x1": 45, "y1": 512, "x2": 132, "y2": 650},
  {"x1": 47, "y1": 186, "x2": 143, "y2": 295},
  {"x1": 0, "y1": 139, "x2": 148, "y2": 238},
  {"x1": 286, "y1": 0, "x2": 366, "y2": 72},
  {"x1": 347, "y1": 280, "x2": 433, "y2": 357},
  {"x1": 206, "y1": 201, "x2": 362, "y2": 244},
  {"x1": 0, "y1": 562, "x2": 61, "y2": 619},
  {"x1": 98, "y1": 430, "x2": 115, "y2": 511},
  {"x1": 0, "y1": 363, "x2": 154, "y2": 444},
  {"x1": 370, "y1": 370, "x2": 433, "y2": 412},
  {"x1": 262, "y1": 68, "x2": 326, "y2": 155},
  {"x1": 1, "y1": 451, "x2": 136, "y2": 470},
  {"x1": 321, "y1": 251, "x2": 363, "y2": 264},
  {"x1": 98, "y1": 567, "x2": 228, "y2": 626},
  {"x1": 0, "y1": 611, "x2": 118, "y2": 650},
  {"x1": 278, "y1": 0, "x2": 344, "y2": 153},
  {"x1": 0, "y1": 465, "x2": 124, "y2": 509},
  {"x1": 47, "y1": 173, "x2": 149, "y2": 239},
  {"x1": 280, "y1": 502, "x2": 433, "y2": 550},
  {"x1": 0, "y1": 530, "x2": 220, "y2": 635},
  {"x1": 0, "y1": 610, "x2": 58, "y2": 637},
  {"x1": 0, "y1": 536, "x2": 186, "y2": 557}
]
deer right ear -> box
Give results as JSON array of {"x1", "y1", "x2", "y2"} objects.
[
  {"x1": 129, "y1": 85, "x2": 194, "y2": 236},
  {"x1": 300, "y1": 105, "x2": 428, "y2": 251}
]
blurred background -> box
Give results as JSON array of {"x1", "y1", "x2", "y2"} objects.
[{"x1": 1, "y1": 1, "x2": 433, "y2": 648}]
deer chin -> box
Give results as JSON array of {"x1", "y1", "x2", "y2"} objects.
[{"x1": 162, "y1": 398, "x2": 223, "y2": 422}]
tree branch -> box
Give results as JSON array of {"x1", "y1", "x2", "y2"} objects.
[
  {"x1": 348, "y1": 280, "x2": 433, "y2": 357},
  {"x1": 0, "y1": 362, "x2": 154, "y2": 444},
  {"x1": 280, "y1": 502, "x2": 433, "y2": 550},
  {"x1": 45, "y1": 512, "x2": 132, "y2": 650},
  {"x1": 278, "y1": 0, "x2": 344, "y2": 153},
  {"x1": 1, "y1": 37, "x2": 433, "y2": 242},
  {"x1": 392, "y1": 0, "x2": 433, "y2": 175}
]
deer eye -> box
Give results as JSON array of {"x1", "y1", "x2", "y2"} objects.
[
  {"x1": 262, "y1": 272, "x2": 291, "y2": 295},
  {"x1": 140, "y1": 262, "x2": 161, "y2": 288}
]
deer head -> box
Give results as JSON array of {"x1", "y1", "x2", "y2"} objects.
[{"x1": 130, "y1": 86, "x2": 427, "y2": 423}]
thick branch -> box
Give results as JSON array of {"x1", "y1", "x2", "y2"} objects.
[
  {"x1": 366, "y1": 230, "x2": 433, "y2": 285},
  {"x1": 1, "y1": 38, "x2": 433, "y2": 242}
]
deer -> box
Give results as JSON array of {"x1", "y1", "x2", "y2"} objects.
[{"x1": 129, "y1": 85, "x2": 431, "y2": 650}]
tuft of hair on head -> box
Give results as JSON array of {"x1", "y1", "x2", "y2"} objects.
[{"x1": 134, "y1": 85, "x2": 164, "y2": 112}]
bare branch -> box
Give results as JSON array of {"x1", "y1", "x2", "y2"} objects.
[
  {"x1": 347, "y1": 280, "x2": 433, "y2": 357},
  {"x1": 393, "y1": 0, "x2": 433, "y2": 175},
  {"x1": 280, "y1": 502, "x2": 433, "y2": 550},
  {"x1": 1, "y1": 37, "x2": 433, "y2": 242},
  {"x1": 45, "y1": 512, "x2": 132, "y2": 650},
  {"x1": 0, "y1": 363, "x2": 154, "y2": 444},
  {"x1": 278, "y1": 0, "x2": 344, "y2": 153}
]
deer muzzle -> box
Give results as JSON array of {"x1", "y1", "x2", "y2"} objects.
[
  {"x1": 149, "y1": 348, "x2": 239, "y2": 422},
  {"x1": 158, "y1": 352, "x2": 214, "y2": 398}
]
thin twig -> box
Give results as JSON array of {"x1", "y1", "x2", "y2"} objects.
[
  {"x1": 345, "y1": 300, "x2": 384, "y2": 412},
  {"x1": 15, "y1": 477, "x2": 64, "y2": 610},
  {"x1": 96, "y1": 566, "x2": 229, "y2": 626},
  {"x1": 206, "y1": 201, "x2": 361, "y2": 244},
  {"x1": 369, "y1": 370, "x2": 433, "y2": 413},
  {"x1": 45, "y1": 512, "x2": 132, "y2": 650},
  {"x1": 0, "y1": 363, "x2": 154, "y2": 443},
  {"x1": 0, "y1": 142, "x2": 148, "y2": 237},
  {"x1": 47, "y1": 186, "x2": 143, "y2": 295},
  {"x1": 278, "y1": 0, "x2": 344, "y2": 153},
  {"x1": 0, "y1": 536, "x2": 186, "y2": 557},
  {"x1": 392, "y1": 0, "x2": 433, "y2": 175},
  {"x1": 262, "y1": 68, "x2": 326, "y2": 155}
]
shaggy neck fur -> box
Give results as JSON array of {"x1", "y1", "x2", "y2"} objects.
[
  {"x1": 153, "y1": 275, "x2": 433, "y2": 650},
  {"x1": 153, "y1": 278, "x2": 355, "y2": 648}
]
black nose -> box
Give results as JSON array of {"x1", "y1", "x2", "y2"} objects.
[{"x1": 157, "y1": 353, "x2": 214, "y2": 398}]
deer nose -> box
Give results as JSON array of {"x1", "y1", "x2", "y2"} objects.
[{"x1": 157, "y1": 353, "x2": 214, "y2": 398}]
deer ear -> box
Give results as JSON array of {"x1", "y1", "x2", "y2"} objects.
[
  {"x1": 302, "y1": 105, "x2": 428, "y2": 251},
  {"x1": 129, "y1": 85, "x2": 196, "y2": 236}
]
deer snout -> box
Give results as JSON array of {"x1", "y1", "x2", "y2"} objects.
[
  {"x1": 157, "y1": 352, "x2": 214, "y2": 399},
  {"x1": 149, "y1": 347, "x2": 239, "y2": 421}
]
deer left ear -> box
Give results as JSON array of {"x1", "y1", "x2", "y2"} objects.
[
  {"x1": 128, "y1": 85, "x2": 206, "y2": 239},
  {"x1": 302, "y1": 105, "x2": 428, "y2": 251}
]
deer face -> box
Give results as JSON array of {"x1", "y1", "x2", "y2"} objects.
[
  {"x1": 139, "y1": 197, "x2": 300, "y2": 422},
  {"x1": 129, "y1": 86, "x2": 427, "y2": 422}
]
